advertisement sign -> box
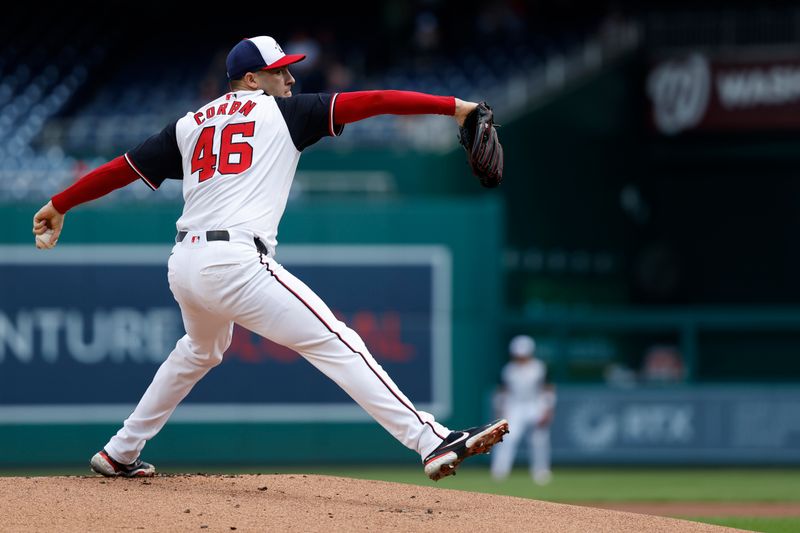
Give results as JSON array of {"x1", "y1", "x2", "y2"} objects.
[
  {"x1": 0, "y1": 245, "x2": 451, "y2": 423},
  {"x1": 647, "y1": 52, "x2": 800, "y2": 134},
  {"x1": 551, "y1": 386, "x2": 800, "y2": 463}
]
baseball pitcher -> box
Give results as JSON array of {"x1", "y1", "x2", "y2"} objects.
[{"x1": 32, "y1": 36, "x2": 507, "y2": 481}]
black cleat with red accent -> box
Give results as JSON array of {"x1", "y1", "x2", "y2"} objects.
[
  {"x1": 423, "y1": 419, "x2": 509, "y2": 481},
  {"x1": 90, "y1": 449, "x2": 156, "y2": 478}
]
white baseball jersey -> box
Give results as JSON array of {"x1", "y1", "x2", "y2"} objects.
[
  {"x1": 501, "y1": 358, "x2": 547, "y2": 405},
  {"x1": 123, "y1": 89, "x2": 343, "y2": 255}
]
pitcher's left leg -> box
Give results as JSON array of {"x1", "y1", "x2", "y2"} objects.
[{"x1": 236, "y1": 256, "x2": 449, "y2": 458}]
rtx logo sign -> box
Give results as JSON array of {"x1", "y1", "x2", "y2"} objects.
[{"x1": 569, "y1": 402, "x2": 695, "y2": 450}]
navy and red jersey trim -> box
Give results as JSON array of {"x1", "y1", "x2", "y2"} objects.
[
  {"x1": 125, "y1": 118, "x2": 183, "y2": 190},
  {"x1": 274, "y1": 93, "x2": 345, "y2": 152},
  {"x1": 124, "y1": 153, "x2": 157, "y2": 190},
  {"x1": 328, "y1": 92, "x2": 342, "y2": 137}
]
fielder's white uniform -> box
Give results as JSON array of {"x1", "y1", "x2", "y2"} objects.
[
  {"x1": 104, "y1": 89, "x2": 450, "y2": 463},
  {"x1": 490, "y1": 356, "x2": 555, "y2": 483}
]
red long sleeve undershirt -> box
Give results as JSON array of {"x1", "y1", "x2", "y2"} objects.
[
  {"x1": 50, "y1": 91, "x2": 455, "y2": 213},
  {"x1": 333, "y1": 90, "x2": 455, "y2": 124},
  {"x1": 51, "y1": 156, "x2": 139, "y2": 213}
]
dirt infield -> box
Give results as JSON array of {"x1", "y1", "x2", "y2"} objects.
[{"x1": 0, "y1": 474, "x2": 745, "y2": 532}]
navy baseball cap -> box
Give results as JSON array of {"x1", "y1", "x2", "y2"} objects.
[{"x1": 226, "y1": 36, "x2": 306, "y2": 80}]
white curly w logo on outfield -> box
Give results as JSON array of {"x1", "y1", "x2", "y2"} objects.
[{"x1": 647, "y1": 53, "x2": 711, "y2": 135}]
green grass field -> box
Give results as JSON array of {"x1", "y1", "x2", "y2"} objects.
[
  {"x1": 3, "y1": 466, "x2": 799, "y2": 532},
  {"x1": 687, "y1": 518, "x2": 800, "y2": 533}
]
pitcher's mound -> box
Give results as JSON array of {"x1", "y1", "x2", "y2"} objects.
[{"x1": 1, "y1": 474, "x2": 741, "y2": 532}]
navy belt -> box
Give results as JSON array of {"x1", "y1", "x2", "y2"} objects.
[
  {"x1": 176, "y1": 230, "x2": 269, "y2": 255},
  {"x1": 176, "y1": 230, "x2": 229, "y2": 242}
]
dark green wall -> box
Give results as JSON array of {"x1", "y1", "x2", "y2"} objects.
[{"x1": 500, "y1": 61, "x2": 640, "y2": 252}]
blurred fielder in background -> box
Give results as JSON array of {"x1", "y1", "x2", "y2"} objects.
[{"x1": 491, "y1": 335, "x2": 556, "y2": 485}]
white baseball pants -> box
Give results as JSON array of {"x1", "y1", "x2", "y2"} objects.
[{"x1": 104, "y1": 231, "x2": 449, "y2": 464}]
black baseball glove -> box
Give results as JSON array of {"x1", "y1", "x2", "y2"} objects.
[{"x1": 458, "y1": 101, "x2": 504, "y2": 188}]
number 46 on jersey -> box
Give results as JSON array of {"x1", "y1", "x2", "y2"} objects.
[{"x1": 191, "y1": 121, "x2": 255, "y2": 182}]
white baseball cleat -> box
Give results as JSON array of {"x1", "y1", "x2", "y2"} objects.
[
  {"x1": 90, "y1": 449, "x2": 156, "y2": 478},
  {"x1": 423, "y1": 419, "x2": 509, "y2": 481}
]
